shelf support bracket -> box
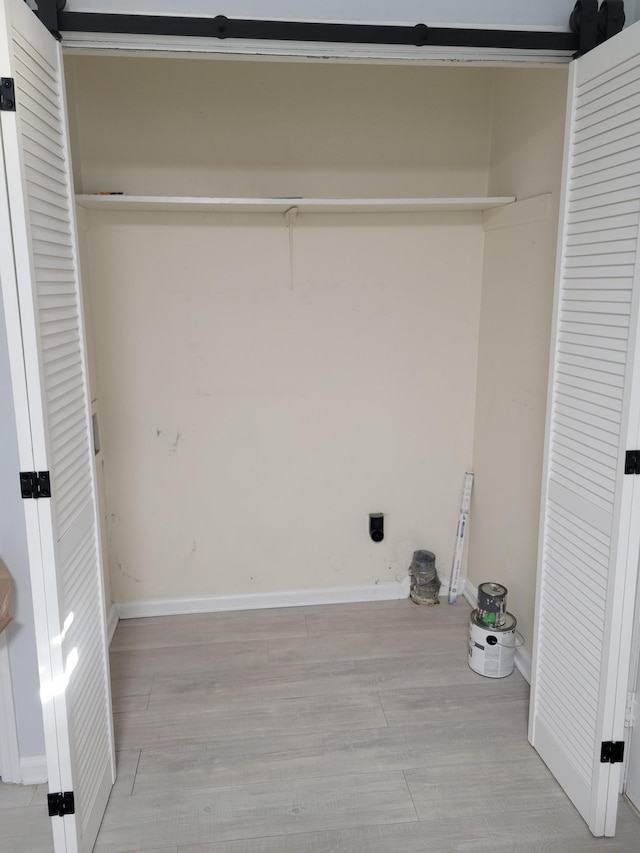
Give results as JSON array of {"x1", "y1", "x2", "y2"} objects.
[{"x1": 285, "y1": 206, "x2": 298, "y2": 289}]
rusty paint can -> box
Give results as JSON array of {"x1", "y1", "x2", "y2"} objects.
[{"x1": 477, "y1": 582, "x2": 507, "y2": 628}]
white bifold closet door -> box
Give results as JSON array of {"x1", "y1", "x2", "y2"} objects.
[
  {"x1": 530, "y1": 20, "x2": 640, "y2": 838},
  {"x1": 0, "y1": 1, "x2": 114, "y2": 852}
]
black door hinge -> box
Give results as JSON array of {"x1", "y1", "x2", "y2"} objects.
[
  {"x1": 0, "y1": 78, "x2": 16, "y2": 111},
  {"x1": 600, "y1": 741, "x2": 625, "y2": 764},
  {"x1": 47, "y1": 791, "x2": 75, "y2": 817},
  {"x1": 625, "y1": 451, "x2": 640, "y2": 476},
  {"x1": 20, "y1": 471, "x2": 51, "y2": 499}
]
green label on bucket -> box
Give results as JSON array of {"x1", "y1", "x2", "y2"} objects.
[{"x1": 479, "y1": 610, "x2": 497, "y2": 626}]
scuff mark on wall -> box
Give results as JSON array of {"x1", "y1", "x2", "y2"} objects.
[{"x1": 117, "y1": 562, "x2": 141, "y2": 585}]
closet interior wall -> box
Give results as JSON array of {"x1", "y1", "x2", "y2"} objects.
[
  {"x1": 64, "y1": 54, "x2": 567, "y2": 660},
  {"x1": 470, "y1": 67, "x2": 568, "y2": 663}
]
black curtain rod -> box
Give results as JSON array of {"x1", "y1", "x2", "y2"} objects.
[{"x1": 58, "y1": 13, "x2": 579, "y2": 52}]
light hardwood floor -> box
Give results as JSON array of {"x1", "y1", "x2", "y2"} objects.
[{"x1": 2, "y1": 598, "x2": 640, "y2": 852}]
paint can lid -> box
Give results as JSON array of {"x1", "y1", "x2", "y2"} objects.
[{"x1": 478, "y1": 582, "x2": 508, "y2": 597}]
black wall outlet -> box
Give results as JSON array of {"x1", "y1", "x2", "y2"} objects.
[{"x1": 369, "y1": 513, "x2": 384, "y2": 543}]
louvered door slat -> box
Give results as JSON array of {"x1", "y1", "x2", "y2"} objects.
[
  {"x1": 573, "y1": 142, "x2": 640, "y2": 178},
  {"x1": 567, "y1": 239, "x2": 637, "y2": 256},
  {"x1": 28, "y1": 181, "x2": 68, "y2": 211},
  {"x1": 568, "y1": 213, "x2": 639, "y2": 235},
  {"x1": 576, "y1": 59, "x2": 640, "y2": 99},
  {"x1": 565, "y1": 253, "x2": 637, "y2": 268},
  {"x1": 570, "y1": 186, "x2": 640, "y2": 212},
  {"x1": 574, "y1": 137, "x2": 640, "y2": 173},
  {"x1": 559, "y1": 333, "x2": 629, "y2": 355},
  {"x1": 574, "y1": 102, "x2": 640, "y2": 144},
  {"x1": 555, "y1": 366, "x2": 624, "y2": 395},
  {"x1": 571, "y1": 159, "x2": 640, "y2": 190},
  {"x1": 530, "y1": 21, "x2": 640, "y2": 838},
  {"x1": 553, "y1": 430, "x2": 618, "y2": 463},
  {"x1": 575, "y1": 89, "x2": 640, "y2": 132},
  {"x1": 572, "y1": 175, "x2": 640, "y2": 204}
]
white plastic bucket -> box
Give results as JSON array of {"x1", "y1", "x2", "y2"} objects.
[{"x1": 468, "y1": 610, "x2": 516, "y2": 678}]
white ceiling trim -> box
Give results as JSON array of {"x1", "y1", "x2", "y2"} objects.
[{"x1": 61, "y1": 33, "x2": 573, "y2": 65}]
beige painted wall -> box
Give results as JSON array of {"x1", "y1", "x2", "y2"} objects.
[
  {"x1": 468, "y1": 68, "x2": 568, "y2": 653},
  {"x1": 85, "y1": 210, "x2": 484, "y2": 602},
  {"x1": 69, "y1": 57, "x2": 568, "y2": 614},
  {"x1": 67, "y1": 56, "x2": 496, "y2": 604},
  {"x1": 64, "y1": 55, "x2": 494, "y2": 198}
]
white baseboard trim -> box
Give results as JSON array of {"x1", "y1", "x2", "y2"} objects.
[
  {"x1": 463, "y1": 578, "x2": 478, "y2": 610},
  {"x1": 438, "y1": 576, "x2": 466, "y2": 601},
  {"x1": 20, "y1": 755, "x2": 47, "y2": 786},
  {"x1": 0, "y1": 630, "x2": 21, "y2": 784},
  {"x1": 514, "y1": 644, "x2": 532, "y2": 685},
  {"x1": 463, "y1": 578, "x2": 531, "y2": 685},
  {"x1": 116, "y1": 578, "x2": 412, "y2": 619},
  {"x1": 106, "y1": 604, "x2": 119, "y2": 645}
]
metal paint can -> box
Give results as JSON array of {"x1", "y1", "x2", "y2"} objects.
[
  {"x1": 477, "y1": 582, "x2": 507, "y2": 627},
  {"x1": 468, "y1": 610, "x2": 516, "y2": 678}
]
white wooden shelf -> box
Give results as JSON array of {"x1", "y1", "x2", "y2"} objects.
[{"x1": 75, "y1": 195, "x2": 516, "y2": 214}]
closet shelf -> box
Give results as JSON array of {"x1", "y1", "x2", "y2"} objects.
[{"x1": 74, "y1": 195, "x2": 516, "y2": 214}]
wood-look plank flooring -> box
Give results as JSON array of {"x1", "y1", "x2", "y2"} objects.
[{"x1": 2, "y1": 598, "x2": 640, "y2": 852}]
